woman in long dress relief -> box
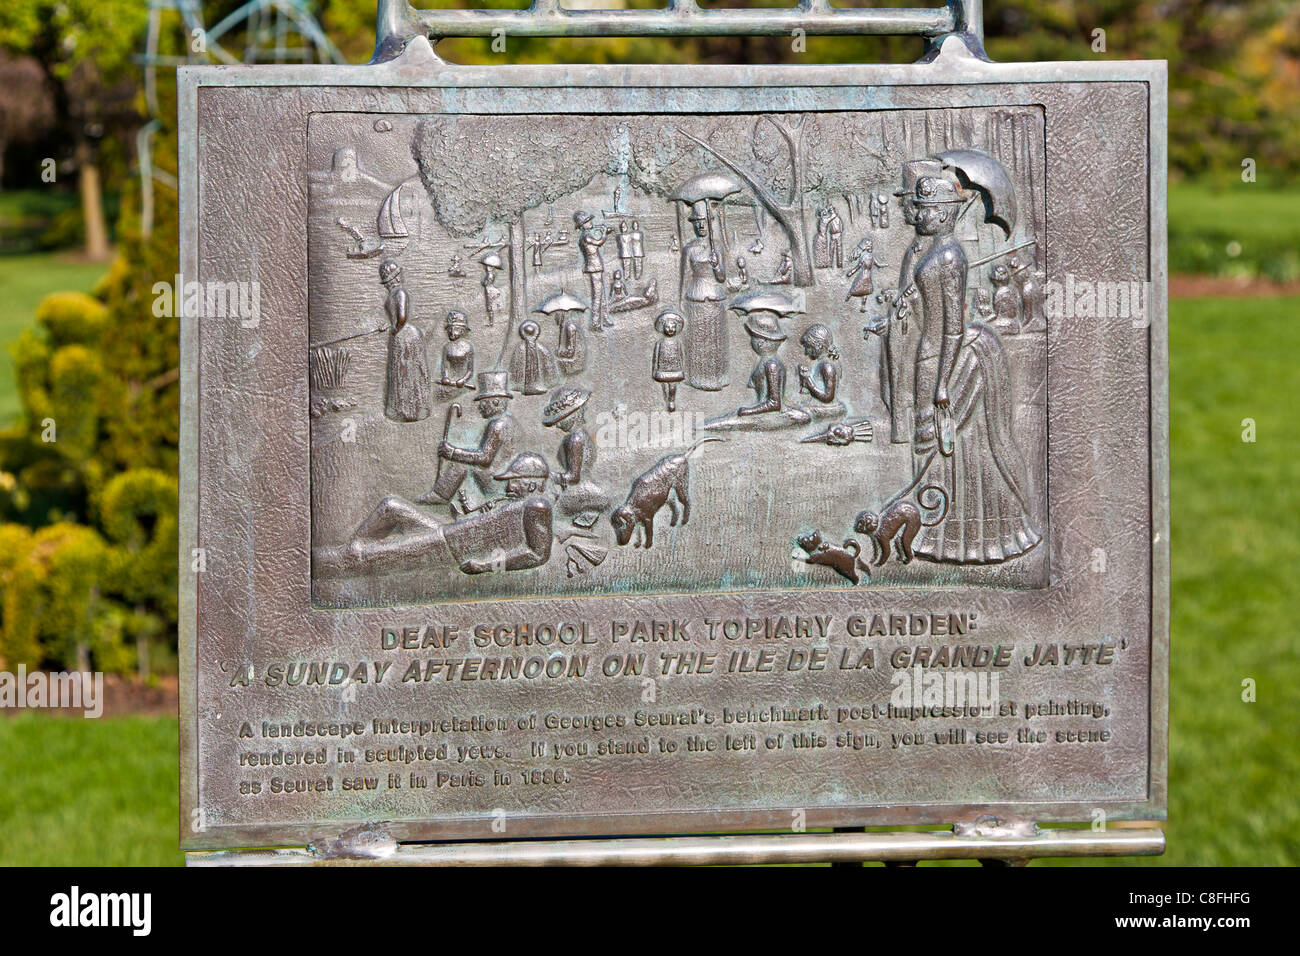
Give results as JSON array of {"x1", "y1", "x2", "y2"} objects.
[
  {"x1": 680, "y1": 202, "x2": 729, "y2": 391},
  {"x1": 812, "y1": 207, "x2": 831, "y2": 269},
  {"x1": 380, "y1": 259, "x2": 431, "y2": 422},
  {"x1": 905, "y1": 175, "x2": 1039, "y2": 563}
]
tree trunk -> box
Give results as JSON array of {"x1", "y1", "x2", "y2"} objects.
[
  {"x1": 136, "y1": 604, "x2": 150, "y2": 681},
  {"x1": 787, "y1": 215, "x2": 813, "y2": 288},
  {"x1": 75, "y1": 136, "x2": 111, "y2": 261},
  {"x1": 769, "y1": 203, "x2": 813, "y2": 287},
  {"x1": 782, "y1": 124, "x2": 813, "y2": 287},
  {"x1": 497, "y1": 218, "x2": 528, "y2": 369}
]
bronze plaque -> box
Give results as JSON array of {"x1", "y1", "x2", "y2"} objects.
[{"x1": 179, "y1": 39, "x2": 1168, "y2": 849}]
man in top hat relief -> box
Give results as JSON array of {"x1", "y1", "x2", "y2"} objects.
[
  {"x1": 874, "y1": 158, "x2": 943, "y2": 444},
  {"x1": 418, "y1": 370, "x2": 519, "y2": 507}
]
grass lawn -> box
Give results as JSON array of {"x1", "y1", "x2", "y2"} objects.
[
  {"x1": 0, "y1": 253, "x2": 107, "y2": 425},
  {"x1": 1169, "y1": 182, "x2": 1300, "y2": 280},
  {"x1": 1148, "y1": 294, "x2": 1300, "y2": 866},
  {"x1": 0, "y1": 714, "x2": 181, "y2": 866},
  {"x1": 1169, "y1": 181, "x2": 1300, "y2": 250}
]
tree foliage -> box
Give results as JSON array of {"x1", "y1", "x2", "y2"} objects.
[{"x1": 0, "y1": 1, "x2": 149, "y2": 256}]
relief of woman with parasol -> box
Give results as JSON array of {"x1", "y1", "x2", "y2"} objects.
[
  {"x1": 671, "y1": 173, "x2": 740, "y2": 391},
  {"x1": 894, "y1": 151, "x2": 1040, "y2": 564}
]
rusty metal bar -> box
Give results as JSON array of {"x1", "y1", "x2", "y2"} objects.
[{"x1": 188, "y1": 826, "x2": 1165, "y2": 866}]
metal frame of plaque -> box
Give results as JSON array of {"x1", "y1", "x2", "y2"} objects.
[{"x1": 179, "y1": 0, "x2": 1168, "y2": 864}]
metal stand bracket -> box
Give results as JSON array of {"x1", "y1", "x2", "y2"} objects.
[
  {"x1": 187, "y1": 823, "x2": 1165, "y2": 866},
  {"x1": 372, "y1": 0, "x2": 988, "y2": 63}
]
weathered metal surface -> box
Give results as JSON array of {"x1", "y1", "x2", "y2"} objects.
[{"x1": 178, "y1": 34, "x2": 1168, "y2": 852}]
